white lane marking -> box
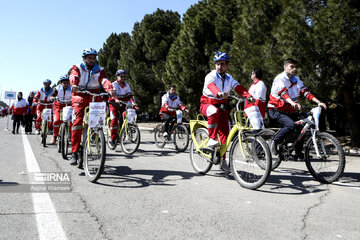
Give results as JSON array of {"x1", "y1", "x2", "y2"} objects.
[{"x1": 21, "y1": 129, "x2": 67, "y2": 240}]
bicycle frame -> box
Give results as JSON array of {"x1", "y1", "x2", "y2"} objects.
[
  {"x1": 190, "y1": 96, "x2": 253, "y2": 161},
  {"x1": 277, "y1": 106, "x2": 326, "y2": 159},
  {"x1": 79, "y1": 91, "x2": 108, "y2": 154},
  {"x1": 106, "y1": 101, "x2": 136, "y2": 141}
]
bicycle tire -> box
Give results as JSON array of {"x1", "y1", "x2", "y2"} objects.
[
  {"x1": 77, "y1": 145, "x2": 84, "y2": 169},
  {"x1": 57, "y1": 125, "x2": 62, "y2": 153},
  {"x1": 229, "y1": 135, "x2": 271, "y2": 190},
  {"x1": 106, "y1": 119, "x2": 117, "y2": 150},
  {"x1": 304, "y1": 131, "x2": 345, "y2": 183},
  {"x1": 154, "y1": 123, "x2": 166, "y2": 148},
  {"x1": 173, "y1": 124, "x2": 189, "y2": 152},
  {"x1": 61, "y1": 122, "x2": 70, "y2": 160},
  {"x1": 190, "y1": 128, "x2": 213, "y2": 174},
  {"x1": 258, "y1": 129, "x2": 282, "y2": 170},
  {"x1": 120, "y1": 123, "x2": 141, "y2": 155},
  {"x1": 84, "y1": 129, "x2": 106, "y2": 183},
  {"x1": 42, "y1": 120, "x2": 48, "y2": 147}
]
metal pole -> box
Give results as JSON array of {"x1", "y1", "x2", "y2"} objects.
[{"x1": 5, "y1": 99, "x2": 11, "y2": 131}]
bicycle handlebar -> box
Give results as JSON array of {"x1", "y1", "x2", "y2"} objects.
[
  {"x1": 229, "y1": 95, "x2": 246, "y2": 111},
  {"x1": 79, "y1": 90, "x2": 110, "y2": 96},
  {"x1": 36, "y1": 102, "x2": 53, "y2": 106},
  {"x1": 53, "y1": 97, "x2": 72, "y2": 104}
]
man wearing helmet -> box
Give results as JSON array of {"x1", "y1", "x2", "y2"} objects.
[
  {"x1": 49, "y1": 75, "x2": 72, "y2": 144},
  {"x1": 33, "y1": 79, "x2": 54, "y2": 135},
  {"x1": 69, "y1": 48, "x2": 115, "y2": 165},
  {"x1": 108, "y1": 69, "x2": 138, "y2": 145},
  {"x1": 201, "y1": 52, "x2": 255, "y2": 148}
]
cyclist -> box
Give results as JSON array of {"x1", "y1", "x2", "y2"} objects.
[
  {"x1": 33, "y1": 79, "x2": 54, "y2": 135},
  {"x1": 49, "y1": 74, "x2": 72, "y2": 144},
  {"x1": 69, "y1": 48, "x2": 115, "y2": 165},
  {"x1": 9, "y1": 92, "x2": 28, "y2": 134},
  {"x1": 108, "y1": 69, "x2": 138, "y2": 146},
  {"x1": 159, "y1": 84, "x2": 188, "y2": 137},
  {"x1": 200, "y1": 51, "x2": 255, "y2": 148},
  {"x1": 244, "y1": 68, "x2": 267, "y2": 118},
  {"x1": 268, "y1": 58, "x2": 327, "y2": 159}
]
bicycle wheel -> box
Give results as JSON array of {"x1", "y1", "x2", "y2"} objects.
[
  {"x1": 154, "y1": 123, "x2": 166, "y2": 148},
  {"x1": 106, "y1": 120, "x2": 117, "y2": 150},
  {"x1": 229, "y1": 134, "x2": 271, "y2": 189},
  {"x1": 190, "y1": 128, "x2": 213, "y2": 174},
  {"x1": 258, "y1": 129, "x2": 282, "y2": 170},
  {"x1": 173, "y1": 124, "x2": 189, "y2": 152},
  {"x1": 77, "y1": 145, "x2": 84, "y2": 169},
  {"x1": 61, "y1": 122, "x2": 71, "y2": 160},
  {"x1": 57, "y1": 125, "x2": 62, "y2": 153},
  {"x1": 120, "y1": 123, "x2": 141, "y2": 155},
  {"x1": 305, "y1": 131, "x2": 345, "y2": 183},
  {"x1": 41, "y1": 120, "x2": 48, "y2": 147},
  {"x1": 84, "y1": 129, "x2": 106, "y2": 183}
]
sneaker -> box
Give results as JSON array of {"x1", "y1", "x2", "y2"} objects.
[
  {"x1": 69, "y1": 153, "x2": 78, "y2": 165},
  {"x1": 295, "y1": 151, "x2": 305, "y2": 161},
  {"x1": 35, "y1": 129, "x2": 40, "y2": 135},
  {"x1": 271, "y1": 140, "x2": 278, "y2": 156},
  {"x1": 207, "y1": 138, "x2": 220, "y2": 148},
  {"x1": 163, "y1": 132, "x2": 168, "y2": 138}
]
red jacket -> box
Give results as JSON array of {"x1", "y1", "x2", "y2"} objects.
[
  {"x1": 69, "y1": 63, "x2": 113, "y2": 102},
  {"x1": 10, "y1": 98, "x2": 28, "y2": 115}
]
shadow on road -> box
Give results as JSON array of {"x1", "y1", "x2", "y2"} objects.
[
  {"x1": 258, "y1": 168, "x2": 327, "y2": 195},
  {"x1": 106, "y1": 148, "x2": 179, "y2": 160},
  {"x1": 258, "y1": 167, "x2": 360, "y2": 194},
  {"x1": 94, "y1": 166, "x2": 197, "y2": 188}
]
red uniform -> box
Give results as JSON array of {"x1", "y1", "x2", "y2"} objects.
[
  {"x1": 201, "y1": 70, "x2": 251, "y2": 144},
  {"x1": 51, "y1": 85, "x2": 72, "y2": 137},
  {"x1": 33, "y1": 88, "x2": 54, "y2": 130},
  {"x1": 244, "y1": 79, "x2": 267, "y2": 118},
  {"x1": 108, "y1": 81, "x2": 136, "y2": 141},
  {"x1": 9, "y1": 98, "x2": 28, "y2": 116},
  {"x1": 69, "y1": 63, "x2": 113, "y2": 153}
]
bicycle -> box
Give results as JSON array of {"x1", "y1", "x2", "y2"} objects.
[
  {"x1": 37, "y1": 102, "x2": 53, "y2": 147},
  {"x1": 189, "y1": 95, "x2": 272, "y2": 190},
  {"x1": 75, "y1": 90, "x2": 109, "y2": 183},
  {"x1": 259, "y1": 106, "x2": 345, "y2": 183},
  {"x1": 154, "y1": 109, "x2": 189, "y2": 152},
  {"x1": 51, "y1": 98, "x2": 72, "y2": 159},
  {"x1": 105, "y1": 100, "x2": 141, "y2": 155}
]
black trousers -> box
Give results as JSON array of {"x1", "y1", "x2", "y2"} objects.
[
  {"x1": 12, "y1": 115, "x2": 24, "y2": 133},
  {"x1": 24, "y1": 114, "x2": 34, "y2": 133}
]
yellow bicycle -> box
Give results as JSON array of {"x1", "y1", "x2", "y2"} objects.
[
  {"x1": 189, "y1": 95, "x2": 272, "y2": 189},
  {"x1": 105, "y1": 100, "x2": 141, "y2": 155},
  {"x1": 75, "y1": 90, "x2": 109, "y2": 183}
]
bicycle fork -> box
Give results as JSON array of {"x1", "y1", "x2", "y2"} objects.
[{"x1": 310, "y1": 129, "x2": 327, "y2": 158}]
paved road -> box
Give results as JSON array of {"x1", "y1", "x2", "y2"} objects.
[{"x1": 0, "y1": 117, "x2": 359, "y2": 240}]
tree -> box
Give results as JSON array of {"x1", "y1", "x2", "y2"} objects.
[
  {"x1": 98, "y1": 33, "x2": 131, "y2": 82},
  {"x1": 164, "y1": 0, "x2": 238, "y2": 113},
  {"x1": 311, "y1": 0, "x2": 360, "y2": 146},
  {"x1": 125, "y1": 9, "x2": 181, "y2": 114}
]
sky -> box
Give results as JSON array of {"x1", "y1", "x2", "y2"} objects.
[{"x1": 0, "y1": 0, "x2": 200, "y2": 102}]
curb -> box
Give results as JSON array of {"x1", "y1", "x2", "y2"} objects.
[
  {"x1": 344, "y1": 148, "x2": 360, "y2": 156},
  {"x1": 138, "y1": 126, "x2": 155, "y2": 132}
]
